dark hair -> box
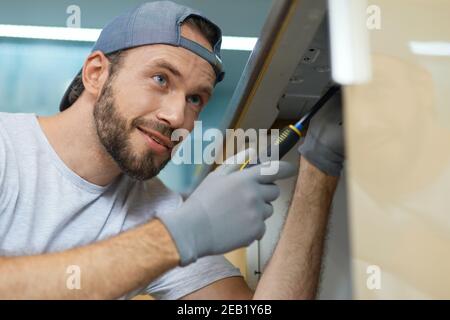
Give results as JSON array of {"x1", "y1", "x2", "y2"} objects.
[
  {"x1": 66, "y1": 16, "x2": 218, "y2": 107},
  {"x1": 183, "y1": 15, "x2": 219, "y2": 49}
]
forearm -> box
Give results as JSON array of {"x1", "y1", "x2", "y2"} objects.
[
  {"x1": 0, "y1": 219, "x2": 179, "y2": 299},
  {"x1": 253, "y1": 156, "x2": 338, "y2": 299}
]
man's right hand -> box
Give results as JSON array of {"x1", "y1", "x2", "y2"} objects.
[{"x1": 156, "y1": 150, "x2": 296, "y2": 266}]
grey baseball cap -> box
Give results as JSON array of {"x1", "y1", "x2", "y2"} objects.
[{"x1": 60, "y1": 0, "x2": 224, "y2": 111}]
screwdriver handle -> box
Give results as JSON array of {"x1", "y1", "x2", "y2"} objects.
[
  {"x1": 239, "y1": 125, "x2": 302, "y2": 170},
  {"x1": 239, "y1": 86, "x2": 340, "y2": 170}
]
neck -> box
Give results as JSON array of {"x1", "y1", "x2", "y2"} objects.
[{"x1": 37, "y1": 98, "x2": 122, "y2": 186}]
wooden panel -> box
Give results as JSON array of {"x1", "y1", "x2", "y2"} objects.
[{"x1": 345, "y1": 0, "x2": 450, "y2": 298}]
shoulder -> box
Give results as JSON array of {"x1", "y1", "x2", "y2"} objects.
[
  {"x1": 0, "y1": 112, "x2": 24, "y2": 163},
  {"x1": 0, "y1": 112, "x2": 39, "y2": 147},
  {"x1": 0, "y1": 112, "x2": 35, "y2": 128},
  {"x1": 0, "y1": 113, "x2": 24, "y2": 206}
]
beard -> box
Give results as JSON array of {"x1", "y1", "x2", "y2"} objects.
[{"x1": 93, "y1": 76, "x2": 172, "y2": 181}]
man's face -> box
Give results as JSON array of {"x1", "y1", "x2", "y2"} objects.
[{"x1": 93, "y1": 25, "x2": 216, "y2": 180}]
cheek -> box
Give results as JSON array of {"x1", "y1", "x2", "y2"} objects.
[
  {"x1": 182, "y1": 109, "x2": 199, "y2": 132},
  {"x1": 114, "y1": 78, "x2": 162, "y2": 116}
]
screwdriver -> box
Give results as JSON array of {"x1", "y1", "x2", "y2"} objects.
[{"x1": 240, "y1": 85, "x2": 340, "y2": 170}]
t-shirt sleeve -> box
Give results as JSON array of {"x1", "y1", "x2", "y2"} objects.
[{"x1": 144, "y1": 255, "x2": 243, "y2": 300}]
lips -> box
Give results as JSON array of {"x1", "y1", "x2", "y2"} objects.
[{"x1": 137, "y1": 126, "x2": 173, "y2": 151}]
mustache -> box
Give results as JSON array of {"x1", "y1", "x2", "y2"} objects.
[{"x1": 131, "y1": 118, "x2": 173, "y2": 140}]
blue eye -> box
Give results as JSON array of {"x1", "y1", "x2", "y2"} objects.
[
  {"x1": 152, "y1": 74, "x2": 167, "y2": 86},
  {"x1": 187, "y1": 95, "x2": 202, "y2": 106}
]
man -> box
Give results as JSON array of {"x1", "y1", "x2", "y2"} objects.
[{"x1": 0, "y1": 1, "x2": 344, "y2": 299}]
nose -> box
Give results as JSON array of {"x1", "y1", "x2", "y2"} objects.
[{"x1": 156, "y1": 91, "x2": 186, "y2": 129}]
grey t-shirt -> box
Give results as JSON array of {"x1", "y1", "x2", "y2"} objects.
[{"x1": 0, "y1": 112, "x2": 241, "y2": 299}]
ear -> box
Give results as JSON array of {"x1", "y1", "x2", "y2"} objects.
[{"x1": 81, "y1": 50, "x2": 110, "y2": 100}]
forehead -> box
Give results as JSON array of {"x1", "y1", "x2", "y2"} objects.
[
  {"x1": 180, "y1": 23, "x2": 213, "y2": 52},
  {"x1": 121, "y1": 24, "x2": 216, "y2": 86}
]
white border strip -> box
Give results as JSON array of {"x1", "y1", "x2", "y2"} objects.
[
  {"x1": 0, "y1": 24, "x2": 257, "y2": 51},
  {"x1": 328, "y1": 0, "x2": 372, "y2": 84}
]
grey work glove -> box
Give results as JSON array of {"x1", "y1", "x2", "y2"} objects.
[
  {"x1": 156, "y1": 150, "x2": 296, "y2": 266},
  {"x1": 298, "y1": 90, "x2": 344, "y2": 176}
]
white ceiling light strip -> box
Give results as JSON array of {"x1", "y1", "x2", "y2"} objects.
[
  {"x1": 0, "y1": 24, "x2": 257, "y2": 51},
  {"x1": 0, "y1": 24, "x2": 100, "y2": 42},
  {"x1": 221, "y1": 36, "x2": 257, "y2": 51},
  {"x1": 409, "y1": 41, "x2": 450, "y2": 56}
]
